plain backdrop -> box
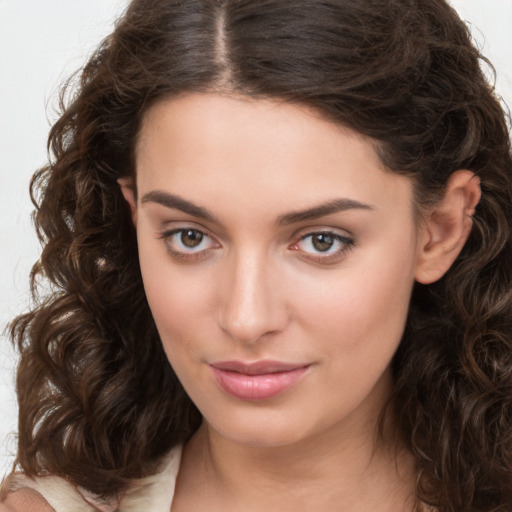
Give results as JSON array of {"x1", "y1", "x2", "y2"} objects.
[{"x1": 1, "y1": 0, "x2": 511, "y2": 478}]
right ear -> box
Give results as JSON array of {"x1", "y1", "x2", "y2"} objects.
[{"x1": 117, "y1": 177, "x2": 138, "y2": 225}]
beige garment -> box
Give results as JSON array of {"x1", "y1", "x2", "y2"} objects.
[{"x1": 0, "y1": 445, "x2": 182, "y2": 512}]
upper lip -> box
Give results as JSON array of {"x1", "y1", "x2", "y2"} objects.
[{"x1": 210, "y1": 360, "x2": 309, "y2": 375}]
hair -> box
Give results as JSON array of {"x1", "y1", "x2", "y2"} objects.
[{"x1": 9, "y1": 0, "x2": 512, "y2": 510}]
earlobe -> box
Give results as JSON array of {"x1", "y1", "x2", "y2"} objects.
[
  {"x1": 415, "y1": 170, "x2": 481, "y2": 284},
  {"x1": 117, "y1": 177, "x2": 138, "y2": 225}
]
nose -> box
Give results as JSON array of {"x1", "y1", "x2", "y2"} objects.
[{"x1": 218, "y1": 250, "x2": 289, "y2": 345}]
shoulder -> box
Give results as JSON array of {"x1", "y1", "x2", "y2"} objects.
[
  {"x1": 0, "y1": 472, "x2": 111, "y2": 512},
  {"x1": 117, "y1": 444, "x2": 183, "y2": 512},
  {"x1": 0, "y1": 445, "x2": 183, "y2": 512},
  {"x1": 0, "y1": 487, "x2": 53, "y2": 512}
]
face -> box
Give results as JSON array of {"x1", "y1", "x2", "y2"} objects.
[{"x1": 128, "y1": 93, "x2": 425, "y2": 449}]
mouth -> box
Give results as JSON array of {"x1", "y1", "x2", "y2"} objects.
[{"x1": 209, "y1": 360, "x2": 311, "y2": 401}]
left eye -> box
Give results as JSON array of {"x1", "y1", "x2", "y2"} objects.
[
  {"x1": 296, "y1": 232, "x2": 351, "y2": 255},
  {"x1": 161, "y1": 228, "x2": 218, "y2": 255}
]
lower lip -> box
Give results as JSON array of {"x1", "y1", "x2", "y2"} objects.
[{"x1": 211, "y1": 366, "x2": 309, "y2": 401}]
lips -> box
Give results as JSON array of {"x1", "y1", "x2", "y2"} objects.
[{"x1": 210, "y1": 360, "x2": 310, "y2": 401}]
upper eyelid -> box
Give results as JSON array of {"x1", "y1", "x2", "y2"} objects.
[
  {"x1": 160, "y1": 228, "x2": 220, "y2": 260},
  {"x1": 295, "y1": 232, "x2": 353, "y2": 250},
  {"x1": 157, "y1": 217, "x2": 231, "y2": 241},
  {"x1": 160, "y1": 226, "x2": 207, "y2": 236},
  {"x1": 141, "y1": 191, "x2": 373, "y2": 227},
  {"x1": 160, "y1": 227, "x2": 217, "y2": 245},
  {"x1": 158, "y1": 223, "x2": 353, "y2": 246},
  {"x1": 292, "y1": 225, "x2": 354, "y2": 241},
  {"x1": 299, "y1": 230, "x2": 351, "y2": 240},
  {"x1": 158, "y1": 227, "x2": 352, "y2": 266},
  {"x1": 159, "y1": 223, "x2": 216, "y2": 239}
]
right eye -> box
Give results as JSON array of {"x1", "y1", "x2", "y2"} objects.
[{"x1": 159, "y1": 228, "x2": 220, "y2": 260}]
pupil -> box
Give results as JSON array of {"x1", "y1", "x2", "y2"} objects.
[
  {"x1": 312, "y1": 234, "x2": 334, "y2": 252},
  {"x1": 181, "y1": 230, "x2": 203, "y2": 248}
]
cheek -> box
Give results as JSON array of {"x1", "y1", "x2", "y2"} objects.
[
  {"x1": 294, "y1": 238, "x2": 417, "y2": 359},
  {"x1": 137, "y1": 238, "x2": 222, "y2": 376},
  {"x1": 140, "y1": 269, "x2": 207, "y2": 391},
  {"x1": 138, "y1": 215, "x2": 417, "y2": 366}
]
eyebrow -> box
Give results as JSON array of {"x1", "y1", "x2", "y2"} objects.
[
  {"x1": 276, "y1": 198, "x2": 373, "y2": 226},
  {"x1": 141, "y1": 190, "x2": 373, "y2": 225},
  {"x1": 141, "y1": 191, "x2": 219, "y2": 222}
]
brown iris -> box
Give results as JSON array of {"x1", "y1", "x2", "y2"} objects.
[
  {"x1": 311, "y1": 233, "x2": 335, "y2": 252},
  {"x1": 181, "y1": 229, "x2": 203, "y2": 248}
]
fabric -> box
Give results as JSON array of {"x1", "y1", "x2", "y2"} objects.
[{"x1": 0, "y1": 445, "x2": 182, "y2": 512}]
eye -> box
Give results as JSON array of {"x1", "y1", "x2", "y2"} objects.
[
  {"x1": 159, "y1": 228, "x2": 220, "y2": 260},
  {"x1": 290, "y1": 231, "x2": 354, "y2": 263},
  {"x1": 301, "y1": 233, "x2": 340, "y2": 253}
]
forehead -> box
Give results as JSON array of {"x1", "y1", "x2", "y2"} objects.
[{"x1": 135, "y1": 93, "x2": 413, "y2": 219}]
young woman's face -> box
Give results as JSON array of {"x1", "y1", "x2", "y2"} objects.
[{"x1": 131, "y1": 93, "x2": 425, "y2": 448}]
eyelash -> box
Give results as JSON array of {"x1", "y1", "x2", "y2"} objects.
[
  {"x1": 158, "y1": 228, "x2": 219, "y2": 261},
  {"x1": 291, "y1": 231, "x2": 354, "y2": 264},
  {"x1": 158, "y1": 228, "x2": 354, "y2": 264}
]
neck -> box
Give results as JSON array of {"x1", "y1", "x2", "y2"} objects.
[{"x1": 175, "y1": 402, "x2": 417, "y2": 512}]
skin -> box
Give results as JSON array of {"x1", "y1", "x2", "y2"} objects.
[{"x1": 119, "y1": 93, "x2": 480, "y2": 511}]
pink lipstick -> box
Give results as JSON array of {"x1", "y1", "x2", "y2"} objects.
[{"x1": 210, "y1": 360, "x2": 309, "y2": 401}]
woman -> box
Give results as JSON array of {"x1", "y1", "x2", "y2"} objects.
[{"x1": 1, "y1": 0, "x2": 511, "y2": 510}]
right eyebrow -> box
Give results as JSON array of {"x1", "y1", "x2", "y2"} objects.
[{"x1": 140, "y1": 190, "x2": 219, "y2": 223}]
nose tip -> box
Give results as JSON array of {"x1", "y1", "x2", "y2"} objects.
[
  {"x1": 218, "y1": 258, "x2": 288, "y2": 344},
  {"x1": 220, "y1": 303, "x2": 281, "y2": 344}
]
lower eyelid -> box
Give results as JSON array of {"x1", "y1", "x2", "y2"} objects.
[
  {"x1": 291, "y1": 232, "x2": 354, "y2": 262},
  {"x1": 159, "y1": 227, "x2": 352, "y2": 263},
  {"x1": 159, "y1": 228, "x2": 221, "y2": 261}
]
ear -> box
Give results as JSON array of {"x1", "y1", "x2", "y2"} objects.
[
  {"x1": 415, "y1": 170, "x2": 481, "y2": 284},
  {"x1": 117, "y1": 177, "x2": 138, "y2": 225}
]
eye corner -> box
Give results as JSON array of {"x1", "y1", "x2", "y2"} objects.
[
  {"x1": 158, "y1": 226, "x2": 221, "y2": 262},
  {"x1": 288, "y1": 229, "x2": 355, "y2": 266}
]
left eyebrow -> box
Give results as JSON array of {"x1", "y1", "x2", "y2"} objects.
[{"x1": 276, "y1": 198, "x2": 374, "y2": 226}]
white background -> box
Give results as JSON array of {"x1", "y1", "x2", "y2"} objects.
[{"x1": 1, "y1": 0, "x2": 511, "y2": 477}]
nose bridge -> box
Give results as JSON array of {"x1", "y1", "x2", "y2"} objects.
[{"x1": 219, "y1": 245, "x2": 286, "y2": 344}]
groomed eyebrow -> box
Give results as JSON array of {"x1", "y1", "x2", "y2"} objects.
[
  {"x1": 276, "y1": 198, "x2": 373, "y2": 226},
  {"x1": 141, "y1": 190, "x2": 219, "y2": 222},
  {"x1": 141, "y1": 190, "x2": 373, "y2": 225}
]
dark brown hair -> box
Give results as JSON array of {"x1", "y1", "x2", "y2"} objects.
[{"x1": 10, "y1": 0, "x2": 512, "y2": 510}]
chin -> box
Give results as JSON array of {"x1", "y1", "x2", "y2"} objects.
[{"x1": 202, "y1": 406, "x2": 320, "y2": 450}]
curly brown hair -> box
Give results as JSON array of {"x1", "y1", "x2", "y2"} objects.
[{"x1": 9, "y1": 0, "x2": 512, "y2": 510}]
